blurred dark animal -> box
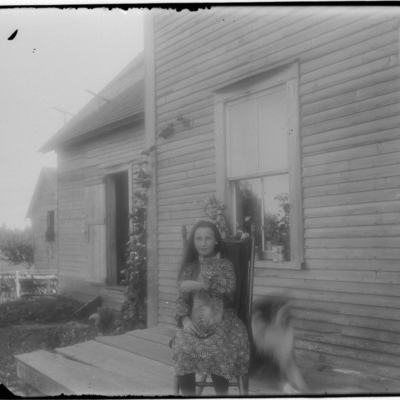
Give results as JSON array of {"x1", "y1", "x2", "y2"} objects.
[{"x1": 251, "y1": 297, "x2": 307, "y2": 394}]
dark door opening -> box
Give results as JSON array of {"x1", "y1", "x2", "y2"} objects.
[{"x1": 107, "y1": 170, "x2": 130, "y2": 286}]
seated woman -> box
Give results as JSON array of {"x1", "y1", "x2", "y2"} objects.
[{"x1": 172, "y1": 220, "x2": 250, "y2": 396}]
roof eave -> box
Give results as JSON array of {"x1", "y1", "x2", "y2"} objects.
[{"x1": 40, "y1": 111, "x2": 144, "y2": 153}]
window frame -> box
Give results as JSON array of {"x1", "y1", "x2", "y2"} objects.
[
  {"x1": 45, "y1": 210, "x2": 55, "y2": 242},
  {"x1": 214, "y1": 61, "x2": 304, "y2": 269}
]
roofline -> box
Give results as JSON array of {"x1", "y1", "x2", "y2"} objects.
[
  {"x1": 40, "y1": 111, "x2": 144, "y2": 153},
  {"x1": 26, "y1": 167, "x2": 57, "y2": 218},
  {"x1": 40, "y1": 52, "x2": 145, "y2": 153}
]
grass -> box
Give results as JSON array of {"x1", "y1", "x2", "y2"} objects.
[{"x1": 0, "y1": 296, "x2": 98, "y2": 391}]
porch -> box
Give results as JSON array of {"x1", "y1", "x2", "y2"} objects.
[{"x1": 14, "y1": 326, "x2": 400, "y2": 397}]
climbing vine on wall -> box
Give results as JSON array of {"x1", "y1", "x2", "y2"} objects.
[{"x1": 114, "y1": 146, "x2": 156, "y2": 334}]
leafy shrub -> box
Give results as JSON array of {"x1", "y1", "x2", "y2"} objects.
[{"x1": 0, "y1": 225, "x2": 34, "y2": 270}]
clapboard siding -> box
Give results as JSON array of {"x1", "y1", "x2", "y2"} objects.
[
  {"x1": 151, "y1": 7, "x2": 400, "y2": 378},
  {"x1": 56, "y1": 123, "x2": 145, "y2": 308},
  {"x1": 29, "y1": 171, "x2": 58, "y2": 271}
]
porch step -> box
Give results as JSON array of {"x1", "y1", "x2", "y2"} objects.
[
  {"x1": 15, "y1": 326, "x2": 400, "y2": 396},
  {"x1": 15, "y1": 350, "x2": 144, "y2": 396}
]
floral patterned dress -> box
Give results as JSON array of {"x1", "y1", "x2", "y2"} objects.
[{"x1": 172, "y1": 256, "x2": 250, "y2": 380}]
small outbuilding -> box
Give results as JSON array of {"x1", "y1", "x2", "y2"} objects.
[
  {"x1": 40, "y1": 52, "x2": 145, "y2": 310},
  {"x1": 26, "y1": 166, "x2": 58, "y2": 271}
]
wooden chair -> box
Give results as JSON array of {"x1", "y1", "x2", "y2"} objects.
[{"x1": 173, "y1": 224, "x2": 256, "y2": 396}]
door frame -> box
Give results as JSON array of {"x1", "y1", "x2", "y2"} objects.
[{"x1": 105, "y1": 162, "x2": 133, "y2": 286}]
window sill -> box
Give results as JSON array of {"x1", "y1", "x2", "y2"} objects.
[{"x1": 255, "y1": 259, "x2": 302, "y2": 269}]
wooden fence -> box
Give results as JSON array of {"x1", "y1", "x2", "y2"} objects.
[{"x1": 0, "y1": 270, "x2": 58, "y2": 302}]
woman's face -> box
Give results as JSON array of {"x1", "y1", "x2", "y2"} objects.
[{"x1": 194, "y1": 227, "x2": 217, "y2": 258}]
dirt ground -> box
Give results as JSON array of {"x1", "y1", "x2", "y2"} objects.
[{"x1": 0, "y1": 296, "x2": 98, "y2": 395}]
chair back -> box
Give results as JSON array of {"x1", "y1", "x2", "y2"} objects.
[{"x1": 181, "y1": 224, "x2": 255, "y2": 342}]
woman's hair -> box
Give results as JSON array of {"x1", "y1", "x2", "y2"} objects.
[{"x1": 178, "y1": 220, "x2": 222, "y2": 280}]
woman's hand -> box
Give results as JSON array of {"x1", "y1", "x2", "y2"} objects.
[
  {"x1": 182, "y1": 316, "x2": 201, "y2": 336},
  {"x1": 180, "y1": 280, "x2": 203, "y2": 294}
]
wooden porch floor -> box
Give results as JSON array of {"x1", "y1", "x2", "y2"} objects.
[{"x1": 15, "y1": 326, "x2": 400, "y2": 397}]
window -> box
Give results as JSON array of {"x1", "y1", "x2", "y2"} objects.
[
  {"x1": 215, "y1": 62, "x2": 303, "y2": 268},
  {"x1": 45, "y1": 210, "x2": 55, "y2": 242}
]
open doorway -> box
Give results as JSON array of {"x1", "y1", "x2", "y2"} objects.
[{"x1": 107, "y1": 170, "x2": 130, "y2": 286}]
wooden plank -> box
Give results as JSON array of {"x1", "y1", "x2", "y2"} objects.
[
  {"x1": 293, "y1": 319, "x2": 400, "y2": 346},
  {"x1": 159, "y1": 285, "x2": 178, "y2": 296},
  {"x1": 158, "y1": 241, "x2": 183, "y2": 250},
  {"x1": 305, "y1": 237, "x2": 400, "y2": 249},
  {"x1": 291, "y1": 301, "x2": 400, "y2": 333},
  {"x1": 303, "y1": 163, "x2": 400, "y2": 188},
  {"x1": 157, "y1": 173, "x2": 214, "y2": 192},
  {"x1": 156, "y1": 138, "x2": 214, "y2": 163},
  {"x1": 305, "y1": 259, "x2": 400, "y2": 272},
  {"x1": 158, "y1": 202, "x2": 202, "y2": 214},
  {"x1": 303, "y1": 100, "x2": 400, "y2": 138},
  {"x1": 158, "y1": 165, "x2": 215, "y2": 186},
  {"x1": 304, "y1": 213, "x2": 400, "y2": 229},
  {"x1": 15, "y1": 350, "x2": 139, "y2": 396},
  {"x1": 303, "y1": 200, "x2": 400, "y2": 219},
  {"x1": 158, "y1": 278, "x2": 177, "y2": 288},
  {"x1": 17, "y1": 358, "x2": 73, "y2": 396},
  {"x1": 157, "y1": 156, "x2": 214, "y2": 178},
  {"x1": 302, "y1": 64, "x2": 399, "y2": 109},
  {"x1": 254, "y1": 281, "x2": 400, "y2": 309},
  {"x1": 159, "y1": 314, "x2": 176, "y2": 325},
  {"x1": 303, "y1": 139, "x2": 400, "y2": 168},
  {"x1": 300, "y1": 22, "x2": 398, "y2": 75},
  {"x1": 303, "y1": 89, "x2": 399, "y2": 128},
  {"x1": 157, "y1": 147, "x2": 215, "y2": 169},
  {"x1": 156, "y1": 8, "x2": 353, "y2": 94},
  {"x1": 156, "y1": 9, "x2": 385, "y2": 112},
  {"x1": 304, "y1": 187, "x2": 399, "y2": 208},
  {"x1": 158, "y1": 298, "x2": 175, "y2": 309},
  {"x1": 95, "y1": 333, "x2": 174, "y2": 366},
  {"x1": 159, "y1": 306, "x2": 176, "y2": 318},
  {"x1": 304, "y1": 128, "x2": 400, "y2": 157},
  {"x1": 127, "y1": 328, "x2": 173, "y2": 346},
  {"x1": 305, "y1": 225, "x2": 400, "y2": 238},
  {"x1": 156, "y1": 8, "x2": 258, "y2": 65},
  {"x1": 305, "y1": 247, "x2": 400, "y2": 261},
  {"x1": 296, "y1": 328, "x2": 400, "y2": 360},
  {"x1": 158, "y1": 270, "x2": 179, "y2": 279},
  {"x1": 156, "y1": 7, "x2": 301, "y2": 81},
  {"x1": 157, "y1": 191, "x2": 212, "y2": 207},
  {"x1": 158, "y1": 292, "x2": 176, "y2": 303},
  {"x1": 255, "y1": 266, "x2": 400, "y2": 285},
  {"x1": 296, "y1": 338, "x2": 400, "y2": 370},
  {"x1": 55, "y1": 340, "x2": 173, "y2": 395},
  {"x1": 158, "y1": 99, "x2": 213, "y2": 126},
  {"x1": 294, "y1": 348, "x2": 400, "y2": 382},
  {"x1": 303, "y1": 152, "x2": 400, "y2": 178},
  {"x1": 302, "y1": 74, "x2": 400, "y2": 119},
  {"x1": 301, "y1": 52, "x2": 399, "y2": 96},
  {"x1": 158, "y1": 209, "x2": 204, "y2": 221},
  {"x1": 301, "y1": 36, "x2": 398, "y2": 88},
  {"x1": 302, "y1": 112, "x2": 400, "y2": 150},
  {"x1": 157, "y1": 182, "x2": 216, "y2": 199}
]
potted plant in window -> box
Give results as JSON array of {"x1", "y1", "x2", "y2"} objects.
[
  {"x1": 271, "y1": 228, "x2": 285, "y2": 262},
  {"x1": 271, "y1": 193, "x2": 290, "y2": 262},
  {"x1": 261, "y1": 213, "x2": 276, "y2": 260}
]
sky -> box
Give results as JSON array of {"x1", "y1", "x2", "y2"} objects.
[{"x1": 0, "y1": 7, "x2": 144, "y2": 229}]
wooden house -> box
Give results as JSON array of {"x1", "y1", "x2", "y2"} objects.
[
  {"x1": 40, "y1": 53, "x2": 145, "y2": 310},
  {"x1": 143, "y1": 7, "x2": 400, "y2": 379},
  {"x1": 26, "y1": 166, "x2": 58, "y2": 271}
]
